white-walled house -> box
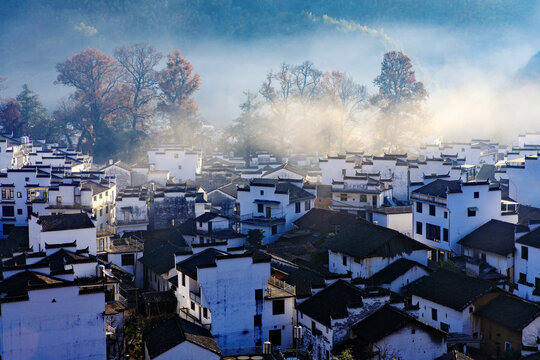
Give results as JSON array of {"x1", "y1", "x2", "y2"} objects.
[
  {"x1": 176, "y1": 251, "x2": 295, "y2": 355},
  {"x1": 0, "y1": 243, "x2": 108, "y2": 360},
  {"x1": 359, "y1": 154, "x2": 409, "y2": 201},
  {"x1": 514, "y1": 225, "x2": 540, "y2": 301},
  {"x1": 0, "y1": 167, "x2": 53, "y2": 237},
  {"x1": 100, "y1": 161, "x2": 132, "y2": 189},
  {"x1": 296, "y1": 280, "x2": 388, "y2": 360},
  {"x1": 319, "y1": 156, "x2": 356, "y2": 185},
  {"x1": 115, "y1": 186, "x2": 149, "y2": 235},
  {"x1": 504, "y1": 155, "x2": 540, "y2": 207},
  {"x1": 326, "y1": 222, "x2": 429, "y2": 279},
  {"x1": 370, "y1": 206, "x2": 413, "y2": 237},
  {"x1": 331, "y1": 174, "x2": 392, "y2": 215},
  {"x1": 457, "y1": 219, "x2": 524, "y2": 280},
  {"x1": 179, "y1": 212, "x2": 246, "y2": 248},
  {"x1": 29, "y1": 213, "x2": 97, "y2": 254},
  {"x1": 147, "y1": 145, "x2": 201, "y2": 182},
  {"x1": 361, "y1": 258, "x2": 431, "y2": 295},
  {"x1": 349, "y1": 304, "x2": 447, "y2": 360},
  {"x1": 237, "y1": 178, "x2": 315, "y2": 244},
  {"x1": 143, "y1": 315, "x2": 221, "y2": 360},
  {"x1": 411, "y1": 180, "x2": 517, "y2": 260},
  {"x1": 408, "y1": 269, "x2": 499, "y2": 339}
]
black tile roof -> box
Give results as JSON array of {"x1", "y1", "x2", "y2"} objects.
[
  {"x1": 364, "y1": 258, "x2": 429, "y2": 287},
  {"x1": 297, "y1": 280, "x2": 364, "y2": 328},
  {"x1": 38, "y1": 213, "x2": 95, "y2": 232},
  {"x1": 275, "y1": 182, "x2": 315, "y2": 202},
  {"x1": 176, "y1": 248, "x2": 228, "y2": 280},
  {"x1": 0, "y1": 270, "x2": 71, "y2": 302},
  {"x1": 476, "y1": 164, "x2": 496, "y2": 182},
  {"x1": 138, "y1": 231, "x2": 187, "y2": 275},
  {"x1": 475, "y1": 294, "x2": 540, "y2": 332},
  {"x1": 283, "y1": 267, "x2": 326, "y2": 298},
  {"x1": 406, "y1": 269, "x2": 496, "y2": 311},
  {"x1": 326, "y1": 222, "x2": 428, "y2": 261},
  {"x1": 516, "y1": 227, "x2": 540, "y2": 248},
  {"x1": 0, "y1": 226, "x2": 29, "y2": 257},
  {"x1": 293, "y1": 208, "x2": 368, "y2": 235},
  {"x1": 351, "y1": 304, "x2": 445, "y2": 343},
  {"x1": 518, "y1": 205, "x2": 540, "y2": 226},
  {"x1": 143, "y1": 315, "x2": 221, "y2": 359},
  {"x1": 457, "y1": 219, "x2": 519, "y2": 256},
  {"x1": 412, "y1": 179, "x2": 462, "y2": 199},
  {"x1": 194, "y1": 212, "x2": 221, "y2": 222}
]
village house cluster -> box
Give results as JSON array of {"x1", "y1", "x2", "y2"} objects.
[{"x1": 3, "y1": 133, "x2": 540, "y2": 359}]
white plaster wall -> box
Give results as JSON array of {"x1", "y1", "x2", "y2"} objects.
[
  {"x1": 329, "y1": 250, "x2": 428, "y2": 279},
  {"x1": 374, "y1": 324, "x2": 445, "y2": 360},
  {"x1": 0, "y1": 287, "x2": 106, "y2": 360},
  {"x1": 414, "y1": 296, "x2": 471, "y2": 334}
]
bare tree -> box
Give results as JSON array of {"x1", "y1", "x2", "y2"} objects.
[{"x1": 114, "y1": 44, "x2": 162, "y2": 131}]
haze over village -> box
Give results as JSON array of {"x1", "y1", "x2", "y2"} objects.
[{"x1": 3, "y1": 1, "x2": 540, "y2": 360}]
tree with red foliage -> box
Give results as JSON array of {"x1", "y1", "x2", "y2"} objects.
[
  {"x1": 371, "y1": 51, "x2": 428, "y2": 152},
  {"x1": 157, "y1": 50, "x2": 200, "y2": 142},
  {"x1": 0, "y1": 99, "x2": 23, "y2": 137},
  {"x1": 372, "y1": 51, "x2": 427, "y2": 112},
  {"x1": 56, "y1": 47, "x2": 128, "y2": 154}
]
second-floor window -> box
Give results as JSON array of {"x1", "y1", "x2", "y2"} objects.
[
  {"x1": 426, "y1": 223, "x2": 441, "y2": 241},
  {"x1": 432, "y1": 308, "x2": 438, "y2": 321},
  {"x1": 468, "y1": 208, "x2": 477, "y2": 217},
  {"x1": 272, "y1": 299, "x2": 285, "y2": 315},
  {"x1": 429, "y1": 205, "x2": 436, "y2": 216},
  {"x1": 522, "y1": 246, "x2": 529, "y2": 260},
  {"x1": 257, "y1": 204, "x2": 264, "y2": 213},
  {"x1": 416, "y1": 222, "x2": 422, "y2": 235},
  {"x1": 416, "y1": 202, "x2": 422, "y2": 213},
  {"x1": 360, "y1": 195, "x2": 367, "y2": 202},
  {"x1": 295, "y1": 202, "x2": 301, "y2": 213},
  {"x1": 1, "y1": 188, "x2": 13, "y2": 200},
  {"x1": 340, "y1": 193, "x2": 347, "y2": 201}
]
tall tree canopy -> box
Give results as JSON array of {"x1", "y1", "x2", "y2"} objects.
[
  {"x1": 372, "y1": 51, "x2": 427, "y2": 112},
  {"x1": 56, "y1": 47, "x2": 127, "y2": 155},
  {"x1": 114, "y1": 43, "x2": 162, "y2": 131},
  {"x1": 157, "y1": 50, "x2": 201, "y2": 142},
  {"x1": 371, "y1": 51, "x2": 428, "y2": 152},
  {"x1": 0, "y1": 99, "x2": 23, "y2": 137}
]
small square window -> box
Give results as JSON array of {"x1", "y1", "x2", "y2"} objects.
[
  {"x1": 260, "y1": 190, "x2": 264, "y2": 195},
  {"x1": 474, "y1": 191, "x2": 479, "y2": 199},
  {"x1": 468, "y1": 208, "x2": 476, "y2": 217},
  {"x1": 272, "y1": 299, "x2": 285, "y2": 315},
  {"x1": 257, "y1": 204, "x2": 264, "y2": 213},
  {"x1": 174, "y1": 153, "x2": 179, "y2": 158},
  {"x1": 178, "y1": 165, "x2": 182, "y2": 169},
  {"x1": 17, "y1": 209, "x2": 22, "y2": 215}
]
